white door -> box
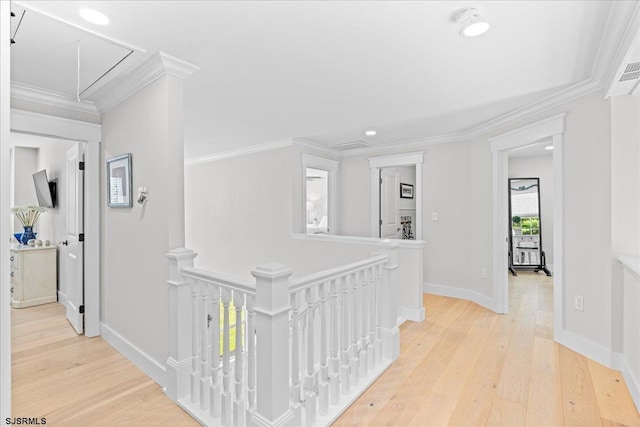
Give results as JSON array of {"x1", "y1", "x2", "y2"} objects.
[
  {"x1": 65, "y1": 144, "x2": 84, "y2": 334},
  {"x1": 380, "y1": 168, "x2": 400, "y2": 238}
]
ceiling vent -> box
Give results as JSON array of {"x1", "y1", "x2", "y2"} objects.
[
  {"x1": 607, "y1": 60, "x2": 640, "y2": 97},
  {"x1": 330, "y1": 140, "x2": 371, "y2": 151}
]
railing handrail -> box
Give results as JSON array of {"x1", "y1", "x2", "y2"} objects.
[
  {"x1": 182, "y1": 266, "x2": 256, "y2": 295},
  {"x1": 289, "y1": 254, "x2": 388, "y2": 293}
]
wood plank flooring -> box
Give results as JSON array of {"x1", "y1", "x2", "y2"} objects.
[
  {"x1": 11, "y1": 272, "x2": 640, "y2": 426},
  {"x1": 11, "y1": 302, "x2": 198, "y2": 426},
  {"x1": 336, "y1": 272, "x2": 640, "y2": 426}
]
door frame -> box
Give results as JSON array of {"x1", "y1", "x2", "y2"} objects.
[
  {"x1": 301, "y1": 154, "x2": 339, "y2": 234},
  {"x1": 489, "y1": 113, "x2": 565, "y2": 338},
  {"x1": 10, "y1": 109, "x2": 101, "y2": 336},
  {"x1": 369, "y1": 152, "x2": 424, "y2": 239}
]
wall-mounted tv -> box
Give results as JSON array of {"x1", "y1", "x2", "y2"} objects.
[{"x1": 33, "y1": 169, "x2": 56, "y2": 208}]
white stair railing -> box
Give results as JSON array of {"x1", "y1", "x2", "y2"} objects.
[{"x1": 166, "y1": 240, "x2": 400, "y2": 427}]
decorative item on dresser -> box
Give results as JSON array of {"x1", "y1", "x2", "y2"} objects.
[
  {"x1": 11, "y1": 205, "x2": 46, "y2": 245},
  {"x1": 10, "y1": 245, "x2": 57, "y2": 308}
]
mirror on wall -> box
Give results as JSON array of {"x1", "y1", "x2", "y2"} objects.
[{"x1": 508, "y1": 178, "x2": 551, "y2": 276}]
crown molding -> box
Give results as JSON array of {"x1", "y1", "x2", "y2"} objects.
[
  {"x1": 594, "y1": 0, "x2": 640, "y2": 94},
  {"x1": 185, "y1": 137, "x2": 294, "y2": 166},
  {"x1": 10, "y1": 82, "x2": 99, "y2": 115},
  {"x1": 292, "y1": 138, "x2": 340, "y2": 157},
  {"x1": 89, "y1": 51, "x2": 199, "y2": 114},
  {"x1": 341, "y1": 78, "x2": 601, "y2": 157}
]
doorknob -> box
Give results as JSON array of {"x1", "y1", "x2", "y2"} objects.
[
  {"x1": 397, "y1": 227, "x2": 401, "y2": 231},
  {"x1": 59, "y1": 240, "x2": 68, "y2": 246}
]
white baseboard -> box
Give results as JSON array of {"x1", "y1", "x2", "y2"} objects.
[
  {"x1": 100, "y1": 322, "x2": 166, "y2": 387},
  {"x1": 554, "y1": 328, "x2": 615, "y2": 369},
  {"x1": 402, "y1": 305, "x2": 425, "y2": 322},
  {"x1": 57, "y1": 290, "x2": 68, "y2": 310},
  {"x1": 617, "y1": 353, "x2": 640, "y2": 413},
  {"x1": 423, "y1": 282, "x2": 496, "y2": 313}
]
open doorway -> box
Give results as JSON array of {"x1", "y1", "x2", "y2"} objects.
[
  {"x1": 489, "y1": 114, "x2": 565, "y2": 341},
  {"x1": 9, "y1": 133, "x2": 86, "y2": 333},
  {"x1": 379, "y1": 165, "x2": 416, "y2": 240}
]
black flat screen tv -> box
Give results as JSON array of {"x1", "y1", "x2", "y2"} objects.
[{"x1": 33, "y1": 169, "x2": 56, "y2": 208}]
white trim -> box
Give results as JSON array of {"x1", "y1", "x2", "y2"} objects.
[
  {"x1": 1, "y1": 3, "x2": 12, "y2": 418},
  {"x1": 101, "y1": 323, "x2": 166, "y2": 387},
  {"x1": 57, "y1": 290, "x2": 68, "y2": 309},
  {"x1": 11, "y1": 82, "x2": 99, "y2": 115},
  {"x1": 185, "y1": 138, "x2": 294, "y2": 165},
  {"x1": 618, "y1": 256, "x2": 640, "y2": 279},
  {"x1": 91, "y1": 51, "x2": 199, "y2": 113},
  {"x1": 554, "y1": 328, "x2": 615, "y2": 369},
  {"x1": 9, "y1": 108, "x2": 101, "y2": 338},
  {"x1": 301, "y1": 154, "x2": 339, "y2": 235},
  {"x1": 290, "y1": 232, "x2": 425, "y2": 249},
  {"x1": 368, "y1": 152, "x2": 424, "y2": 240},
  {"x1": 617, "y1": 352, "x2": 640, "y2": 413},
  {"x1": 10, "y1": 109, "x2": 101, "y2": 142},
  {"x1": 490, "y1": 115, "x2": 565, "y2": 330},
  {"x1": 402, "y1": 305, "x2": 425, "y2": 323},
  {"x1": 423, "y1": 282, "x2": 496, "y2": 313},
  {"x1": 292, "y1": 138, "x2": 342, "y2": 157}
]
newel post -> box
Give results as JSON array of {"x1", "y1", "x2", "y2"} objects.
[
  {"x1": 377, "y1": 240, "x2": 400, "y2": 362},
  {"x1": 251, "y1": 263, "x2": 294, "y2": 427},
  {"x1": 166, "y1": 247, "x2": 198, "y2": 402}
]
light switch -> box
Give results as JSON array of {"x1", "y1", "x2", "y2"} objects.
[{"x1": 432, "y1": 212, "x2": 438, "y2": 221}]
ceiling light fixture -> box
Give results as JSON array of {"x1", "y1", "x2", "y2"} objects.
[
  {"x1": 545, "y1": 145, "x2": 554, "y2": 150},
  {"x1": 78, "y1": 8, "x2": 110, "y2": 25},
  {"x1": 365, "y1": 130, "x2": 377, "y2": 136},
  {"x1": 454, "y1": 8, "x2": 490, "y2": 37}
]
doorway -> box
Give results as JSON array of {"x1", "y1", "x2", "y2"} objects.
[
  {"x1": 489, "y1": 114, "x2": 565, "y2": 340},
  {"x1": 369, "y1": 152, "x2": 424, "y2": 240}
]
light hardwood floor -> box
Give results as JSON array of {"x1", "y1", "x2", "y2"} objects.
[
  {"x1": 11, "y1": 302, "x2": 198, "y2": 426},
  {"x1": 335, "y1": 272, "x2": 640, "y2": 426},
  {"x1": 12, "y1": 273, "x2": 640, "y2": 426}
]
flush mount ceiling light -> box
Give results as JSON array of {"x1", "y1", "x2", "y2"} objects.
[
  {"x1": 454, "y1": 8, "x2": 490, "y2": 37},
  {"x1": 78, "y1": 8, "x2": 110, "y2": 25},
  {"x1": 365, "y1": 130, "x2": 377, "y2": 136},
  {"x1": 545, "y1": 145, "x2": 554, "y2": 150}
]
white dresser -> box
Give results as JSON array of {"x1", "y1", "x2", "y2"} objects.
[{"x1": 10, "y1": 245, "x2": 57, "y2": 308}]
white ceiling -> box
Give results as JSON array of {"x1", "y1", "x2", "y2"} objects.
[{"x1": 10, "y1": 1, "x2": 625, "y2": 159}]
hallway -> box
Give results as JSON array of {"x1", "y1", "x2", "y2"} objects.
[
  {"x1": 336, "y1": 272, "x2": 640, "y2": 426},
  {"x1": 11, "y1": 303, "x2": 197, "y2": 426}
]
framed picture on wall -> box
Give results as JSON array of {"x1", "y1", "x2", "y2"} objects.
[
  {"x1": 400, "y1": 183, "x2": 414, "y2": 199},
  {"x1": 107, "y1": 153, "x2": 132, "y2": 208}
]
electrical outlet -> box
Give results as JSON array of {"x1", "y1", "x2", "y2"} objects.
[
  {"x1": 481, "y1": 268, "x2": 487, "y2": 279},
  {"x1": 574, "y1": 295, "x2": 584, "y2": 311},
  {"x1": 432, "y1": 212, "x2": 438, "y2": 221}
]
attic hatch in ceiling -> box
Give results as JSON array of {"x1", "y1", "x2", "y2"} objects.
[
  {"x1": 330, "y1": 141, "x2": 371, "y2": 151},
  {"x1": 10, "y1": 4, "x2": 137, "y2": 102}
]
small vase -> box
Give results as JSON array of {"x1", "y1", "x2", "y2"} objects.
[{"x1": 20, "y1": 226, "x2": 36, "y2": 245}]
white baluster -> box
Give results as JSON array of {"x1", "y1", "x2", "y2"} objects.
[
  {"x1": 290, "y1": 291, "x2": 302, "y2": 425},
  {"x1": 210, "y1": 285, "x2": 221, "y2": 418},
  {"x1": 329, "y1": 278, "x2": 340, "y2": 404},
  {"x1": 350, "y1": 272, "x2": 360, "y2": 386},
  {"x1": 360, "y1": 268, "x2": 369, "y2": 377},
  {"x1": 304, "y1": 287, "x2": 316, "y2": 426},
  {"x1": 318, "y1": 281, "x2": 329, "y2": 415},
  {"x1": 246, "y1": 294, "x2": 256, "y2": 425},
  {"x1": 340, "y1": 274, "x2": 351, "y2": 394},
  {"x1": 233, "y1": 291, "x2": 246, "y2": 427},
  {"x1": 191, "y1": 278, "x2": 200, "y2": 404},
  {"x1": 200, "y1": 282, "x2": 210, "y2": 410},
  {"x1": 221, "y1": 288, "x2": 232, "y2": 426},
  {"x1": 368, "y1": 266, "x2": 376, "y2": 368}
]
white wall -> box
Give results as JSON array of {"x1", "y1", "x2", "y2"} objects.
[
  {"x1": 101, "y1": 74, "x2": 186, "y2": 384},
  {"x1": 339, "y1": 91, "x2": 615, "y2": 351},
  {"x1": 9, "y1": 146, "x2": 38, "y2": 234},
  {"x1": 508, "y1": 154, "x2": 554, "y2": 264}
]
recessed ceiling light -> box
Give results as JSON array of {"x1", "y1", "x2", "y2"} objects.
[
  {"x1": 78, "y1": 8, "x2": 110, "y2": 25},
  {"x1": 455, "y1": 8, "x2": 490, "y2": 37},
  {"x1": 545, "y1": 145, "x2": 554, "y2": 150},
  {"x1": 365, "y1": 130, "x2": 377, "y2": 136}
]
